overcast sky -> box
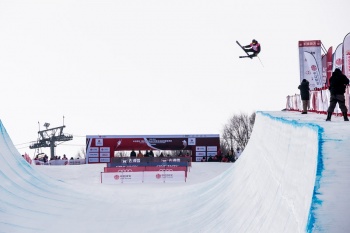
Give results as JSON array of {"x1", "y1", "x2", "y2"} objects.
[{"x1": 1, "y1": 0, "x2": 349, "y2": 157}]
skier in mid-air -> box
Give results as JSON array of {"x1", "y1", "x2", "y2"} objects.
[{"x1": 242, "y1": 39, "x2": 261, "y2": 58}]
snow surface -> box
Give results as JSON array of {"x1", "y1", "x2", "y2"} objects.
[{"x1": 1, "y1": 111, "x2": 349, "y2": 233}]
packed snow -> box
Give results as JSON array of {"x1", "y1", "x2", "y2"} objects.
[{"x1": 1, "y1": 111, "x2": 350, "y2": 233}]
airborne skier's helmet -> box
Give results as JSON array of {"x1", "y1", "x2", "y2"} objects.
[{"x1": 252, "y1": 39, "x2": 257, "y2": 44}]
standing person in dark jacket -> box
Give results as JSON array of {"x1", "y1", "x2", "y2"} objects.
[
  {"x1": 326, "y1": 68, "x2": 349, "y2": 121},
  {"x1": 298, "y1": 79, "x2": 310, "y2": 114},
  {"x1": 130, "y1": 150, "x2": 136, "y2": 157}
]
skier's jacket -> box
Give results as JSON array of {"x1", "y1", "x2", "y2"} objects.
[
  {"x1": 328, "y1": 69, "x2": 349, "y2": 95},
  {"x1": 250, "y1": 42, "x2": 261, "y2": 53}
]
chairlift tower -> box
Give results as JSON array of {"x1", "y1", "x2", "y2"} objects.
[{"x1": 30, "y1": 119, "x2": 73, "y2": 160}]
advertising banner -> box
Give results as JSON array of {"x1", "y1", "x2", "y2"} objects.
[
  {"x1": 326, "y1": 47, "x2": 333, "y2": 87},
  {"x1": 101, "y1": 171, "x2": 186, "y2": 184},
  {"x1": 333, "y1": 43, "x2": 343, "y2": 72},
  {"x1": 343, "y1": 32, "x2": 350, "y2": 79},
  {"x1": 299, "y1": 40, "x2": 323, "y2": 89},
  {"x1": 109, "y1": 157, "x2": 191, "y2": 165},
  {"x1": 101, "y1": 172, "x2": 144, "y2": 184},
  {"x1": 86, "y1": 134, "x2": 220, "y2": 164},
  {"x1": 322, "y1": 55, "x2": 327, "y2": 87},
  {"x1": 104, "y1": 166, "x2": 188, "y2": 177},
  {"x1": 143, "y1": 171, "x2": 186, "y2": 183},
  {"x1": 107, "y1": 161, "x2": 188, "y2": 167}
]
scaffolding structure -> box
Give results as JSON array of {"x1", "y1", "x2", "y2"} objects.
[{"x1": 30, "y1": 122, "x2": 73, "y2": 160}]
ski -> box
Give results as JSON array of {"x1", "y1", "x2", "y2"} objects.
[
  {"x1": 239, "y1": 55, "x2": 255, "y2": 58},
  {"x1": 236, "y1": 41, "x2": 252, "y2": 59}
]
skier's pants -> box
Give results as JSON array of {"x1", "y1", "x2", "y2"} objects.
[
  {"x1": 302, "y1": 100, "x2": 309, "y2": 112},
  {"x1": 327, "y1": 94, "x2": 348, "y2": 113},
  {"x1": 243, "y1": 48, "x2": 258, "y2": 56}
]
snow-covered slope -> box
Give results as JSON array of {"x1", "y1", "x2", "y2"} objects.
[{"x1": 1, "y1": 111, "x2": 349, "y2": 233}]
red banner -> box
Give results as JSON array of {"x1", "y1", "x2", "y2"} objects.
[{"x1": 326, "y1": 47, "x2": 333, "y2": 87}]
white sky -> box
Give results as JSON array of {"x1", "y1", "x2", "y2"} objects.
[
  {"x1": 0, "y1": 0, "x2": 349, "y2": 157},
  {"x1": 1, "y1": 111, "x2": 349, "y2": 232}
]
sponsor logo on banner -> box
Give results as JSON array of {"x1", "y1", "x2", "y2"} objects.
[
  {"x1": 115, "y1": 139, "x2": 122, "y2": 149},
  {"x1": 88, "y1": 147, "x2": 99, "y2": 153},
  {"x1": 207, "y1": 146, "x2": 217, "y2": 152},
  {"x1": 336, "y1": 58, "x2": 342, "y2": 66},
  {"x1": 101, "y1": 172, "x2": 144, "y2": 184},
  {"x1": 114, "y1": 174, "x2": 133, "y2": 180},
  {"x1": 196, "y1": 146, "x2": 206, "y2": 151},
  {"x1": 196, "y1": 152, "x2": 206, "y2": 157},
  {"x1": 88, "y1": 152, "x2": 99, "y2": 157},
  {"x1": 100, "y1": 158, "x2": 110, "y2": 163},
  {"x1": 155, "y1": 173, "x2": 173, "y2": 179},
  {"x1": 100, "y1": 147, "x2": 110, "y2": 152},
  {"x1": 188, "y1": 138, "x2": 196, "y2": 145},
  {"x1": 88, "y1": 157, "x2": 99, "y2": 163},
  {"x1": 96, "y1": 139, "x2": 103, "y2": 146},
  {"x1": 100, "y1": 152, "x2": 110, "y2": 158},
  {"x1": 299, "y1": 41, "x2": 321, "y2": 47},
  {"x1": 333, "y1": 43, "x2": 343, "y2": 72},
  {"x1": 128, "y1": 158, "x2": 141, "y2": 163},
  {"x1": 143, "y1": 171, "x2": 185, "y2": 183},
  {"x1": 207, "y1": 151, "x2": 217, "y2": 157}
]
